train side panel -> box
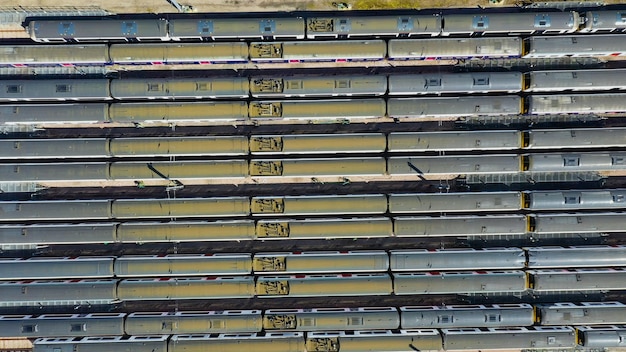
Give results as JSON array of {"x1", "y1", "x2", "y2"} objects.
[
  {"x1": 253, "y1": 251, "x2": 389, "y2": 274},
  {"x1": 117, "y1": 220, "x2": 255, "y2": 243},
  {"x1": 114, "y1": 254, "x2": 252, "y2": 277},
  {"x1": 125, "y1": 310, "x2": 262, "y2": 335},
  {"x1": 117, "y1": 276, "x2": 255, "y2": 300},
  {"x1": 255, "y1": 218, "x2": 393, "y2": 239},
  {"x1": 263, "y1": 307, "x2": 399, "y2": 331},
  {"x1": 256, "y1": 273, "x2": 392, "y2": 297}
]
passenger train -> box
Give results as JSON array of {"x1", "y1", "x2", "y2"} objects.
[
  {"x1": 4, "y1": 69, "x2": 626, "y2": 102},
  {"x1": 2, "y1": 268, "x2": 626, "y2": 305},
  {"x1": 0, "y1": 211, "x2": 622, "y2": 244},
  {"x1": 1, "y1": 303, "x2": 623, "y2": 348},
  {"x1": 4, "y1": 34, "x2": 626, "y2": 67},
  {"x1": 3, "y1": 95, "x2": 626, "y2": 126},
  {"x1": 0, "y1": 190, "x2": 624, "y2": 222},
  {"x1": 25, "y1": 10, "x2": 626, "y2": 43},
  {"x1": 1, "y1": 128, "x2": 625, "y2": 160},
  {"x1": 0, "y1": 151, "x2": 623, "y2": 182},
  {"x1": 0, "y1": 246, "x2": 625, "y2": 280}
]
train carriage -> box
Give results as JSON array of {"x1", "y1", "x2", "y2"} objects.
[
  {"x1": 526, "y1": 152, "x2": 626, "y2": 173},
  {"x1": 109, "y1": 42, "x2": 248, "y2": 64},
  {"x1": 168, "y1": 17, "x2": 305, "y2": 40},
  {"x1": 527, "y1": 69, "x2": 626, "y2": 92},
  {"x1": 113, "y1": 254, "x2": 252, "y2": 277},
  {"x1": 0, "y1": 257, "x2": 114, "y2": 280},
  {"x1": 530, "y1": 268, "x2": 626, "y2": 292},
  {"x1": 0, "y1": 223, "x2": 117, "y2": 245},
  {"x1": 249, "y1": 133, "x2": 386, "y2": 154},
  {"x1": 527, "y1": 127, "x2": 626, "y2": 149},
  {"x1": 305, "y1": 330, "x2": 442, "y2": 352},
  {"x1": 249, "y1": 40, "x2": 386, "y2": 62},
  {"x1": 0, "y1": 79, "x2": 110, "y2": 101},
  {"x1": 117, "y1": 276, "x2": 255, "y2": 300},
  {"x1": 528, "y1": 190, "x2": 626, "y2": 211},
  {"x1": 393, "y1": 270, "x2": 527, "y2": 294},
  {"x1": 442, "y1": 12, "x2": 580, "y2": 36},
  {"x1": 248, "y1": 99, "x2": 386, "y2": 120},
  {"x1": 388, "y1": 130, "x2": 521, "y2": 152},
  {"x1": 110, "y1": 77, "x2": 250, "y2": 99},
  {"x1": 388, "y1": 72, "x2": 523, "y2": 95},
  {"x1": 249, "y1": 157, "x2": 386, "y2": 177},
  {"x1": 442, "y1": 326, "x2": 576, "y2": 350},
  {"x1": 0, "y1": 104, "x2": 108, "y2": 124},
  {"x1": 0, "y1": 45, "x2": 108, "y2": 66},
  {"x1": 388, "y1": 37, "x2": 522, "y2": 60},
  {"x1": 577, "y1": 325, "x2": 626, "y2": 347},
  {"x1": 108, "y1": 101, "x2": 249, "y2": 123},
  {"x1": 582, "y1": 10, "x2": 626, "y2": 33},
  {"x1": 117, "y1": 220, "x2": 255, "y2": 243},
  {"x1": 28, "y1": 19, "x2": 169, "y2": 42},
  {"x1": 250, "y1": 195, "x2": 387, "y2": 216},
  {"x1": 527, "y1": 245, "x2": 626, "y2": 268},
  {"x1": 263, "y1": 307, "x2": 399, "y2": 331},
  {"x1": 390, "y1": 248, "x2": 525, "y2": 271},
  {"x1": 388, "y1": 192, "x2": 522, "y2": 213},
  {"x1": 34, "y1": 336, "x2": 168, "y2": 352},
  {"x1": 0, "y1": 313, "x2": 125, "y2": 338},
  {"x1": 393, "y1": 215, "x2": 528, "y2": 237},
  {"x1": 107, "y1": 160, "x2": 248, "y2": 180},
  {"x1": 525, "y1": 34, "x2": 626, "y2": 57},
  {"x1": 255, "y1": 273, "x2": 392, "y2": 297},
  {"x1": 255, "y1": 217, "x2": 393, "y2": 239},
  {"x1": 125, "y1": 310, "x2": 262, "y2": 335},
  {"x1": 387, "y1": 96, "x2": 522, "y2": 118},
  {"x1": 529, "y1": 93, "x2": 626, "y2": 114},
  {"x1": 253, "y1": 251, "x2": 389, "y2": 274},
  {"x1": 400, "y1": 304, "x2": 533, "y2": 328},
  {"x1": 533, "y1": 212, "x2": 626, "y2": 234},
  {"x1": 388, "y1": 155, "x2": 521, "y2": 177},
  {"x1": 111, "y1": 197, "x2": 251, "y2": 219},
  {"x1": 0, "y1": 279, "x2": 118, "y2": 307},
  {"x1": 250, "y1": 75, "x2": 387, "y2": 97},
  {"x1": 538, "y1": 302, "x2": 626, "y2": 326},
  {"x1": 305, "y1": 15, "x2": 442, "y2": 38},
  {"x1": 168, "y1": 333, "x2": 304, "y2": 352}
]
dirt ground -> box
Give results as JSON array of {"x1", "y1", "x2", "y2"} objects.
[{"x1": 8, "y1": 0, "x2": 624, "y2": 14}]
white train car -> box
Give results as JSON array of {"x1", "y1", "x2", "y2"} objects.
[
  {"x1": 527, "y1": 245, "x2": 626, "y2": 268},
  {"x1": 0, "y1": 257, "x2": 114, "y2": 280},
  {"x1": 0, "y1": 313, "x2": 125, "y2": 338},
  {"x1": 263, "y1": 307, "x2": 399, "y2": 331},
  {"x1": 527, "y1": 127, "x2": 626, "y2": 149},
  {"x1": 393, "y1": 270, "x2": 527, "y2": 294},
  {"x1": 533, "y1": 212, "x2": 626, "y2": 234},
  {"x1": 393, "y1": 215, "x2": 528, "y2": 237},
  {"x1": 0, "y1": 279, "x2": 117, "y2": 307},
  {"x1": 388, "y1": 96, "x2": 521, "y2": 118},
  {"x1": 442, "y1": 326, "x2": 576, "y2": 350},
  {"x1": 390, "y1": 248, "x2": 525, "y2": 271},
  {"x1": 527, "y1": 69, "x2": 626, "y2": 92},
  {"x1": 538, "y1": 302, "x2": 626, "y2": 326},
  {"x1": 401, "y1": 304, "x2": 533, "y2": 328},
  {"x1": 255, "y1": 273, "x2": 392, "y2": 297},
  {"x1": 529, "y1": 189, "x2": 626, "y2": 211},
  {"x1": 388, "y1": 72, "x2": 522, "y2": 95},
  {"x1": 125, "y1": 310, "x2": 262, "y2": 335},
  {"x1": 252, "y1": 251, "x2": 388, "y2": 274},
  {"x1": 577, "y1": 325, "x2": 626, "y2": 347},
  {"x1": 530, "y1": 268, "x2": 626, "y2": 292},
  {"x1": 389, "y1": 192, "x2": 522, "y2": 213},
  {"x1": 442, "y1": 12, "x2": 580, "y2": 35},
  {"x1": 526, "y1": 35, "x2": 626, "y2": 58},
  {"x1": 529, "y1": 94, "x2": 626, "y2": 114}
]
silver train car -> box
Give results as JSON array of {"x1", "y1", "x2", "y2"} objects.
[
  {"x1": 263, "y1": 307, "x2": 399, "y2": 331},
  {"x1": 538, "y1": 302, "x2": 626, "y2": 326},
  {"x1": 529, "y1": 93, "x2": 626, "y2": 115},
  {"x1": 577, "y1": 325, "x2": 626, "y2": 348},
  {"x1": 530, "y1": 268, "x2": 626, "y2": 292},
  {"x1": 393, "y1": 270, "x2": 528, "y2": 294},
  {"x1": 388, "y1": 37, "x2": 522, "y2": 60},
  {"x1": 442, "y1": 326, "x2": 576, "y2": 350},
  {"x1": 441, "y1": 12, "x2": 580, "y2": 35},
  {"x1": 525, "y1": 34, "x2": 626, "y2": 57},
  {"x1": 255, "y1": 273, "x2": 392, "y2": 298},
  {"x1": 401, "y1": 304, "x2": 533, "y2": 328},
  {"x1": 33, "y1": 336, "x2": 169, "y2": 352},
  {"x1": 582, "y1": 10, "x2": 626, "y2": 33},
  {"x1": 390, "y1": 248, "x2": 525, "y2": 271}
]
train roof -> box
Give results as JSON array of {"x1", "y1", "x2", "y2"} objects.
[
  {"x1": 388, "y1": 37, "x2": 522, "y2": 59},
  {"x1": 442, "y1": 12, "x2": 579, "y2": 34}
]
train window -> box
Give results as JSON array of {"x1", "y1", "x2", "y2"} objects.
[
  {"x1": 438, "y1": 315, "x2": 453, "y2": 324},
  {"x1": 196, "y1": 83, "x2": 210, "y2": 91},
  {"x1": 21, "y1": 324, "x2": 37, "y2": 333},
  {"x1": 55, "y1": 84, "x2": 71, "y2": 93},
  {"x1": 473, "y1": 77, "x2": 490, "y2": 86},
  {"x1": 427, "y1": 78, "x2": 441, "y2": 87},
  {"x1": 335, "y1": 80, "x2": 350, "y2": 89},
  {"x1": 147, "y1": 84, "x2": 162, "y2": 92},
  {"x1": 6, "y1": 85, "x2": 21, "y2": 94},
  {"x1": 485, "y1": 314, "x2": 501, "y2": 323},
  {"x1": 70, "y1": 323, "x2": 86, "y2": 332},
  {"x1": 563, "y1": 157, "x2": 580, "y2": 167}
]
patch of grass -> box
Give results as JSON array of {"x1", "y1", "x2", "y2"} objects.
[{"x1": 350, "y1": 0, "x2": 422, "y2": 10}]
